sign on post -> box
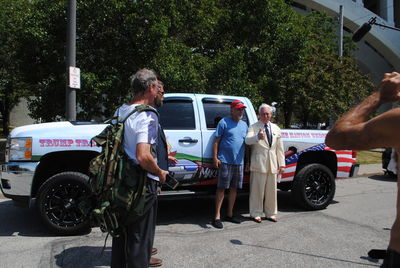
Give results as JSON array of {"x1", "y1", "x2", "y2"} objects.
[{"x1": 69, "y1": 67, "x2": 81, "y2": 89}]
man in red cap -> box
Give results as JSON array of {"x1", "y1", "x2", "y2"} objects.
[{"x1": 212, "y1": 100, "x2": 248, "y2": 229}]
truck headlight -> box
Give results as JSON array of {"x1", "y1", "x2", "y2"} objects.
[{"x1": 7, "y1": 137, "x2": 33, "y2": 161}]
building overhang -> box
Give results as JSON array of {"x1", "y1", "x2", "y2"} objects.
[{"x1": 295, "y1": 0, "x2": 400, "y2": 71}]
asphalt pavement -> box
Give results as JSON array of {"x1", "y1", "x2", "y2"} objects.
[{"x1": 0, "y1": 165, "x2": 395, "y2": 268}]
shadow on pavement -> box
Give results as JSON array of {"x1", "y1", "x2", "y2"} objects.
[
  {"x1": 0, "y1": 187, "x2": 316, "y2": 237},
  {"x1": 54, "y1": 246, "x2": 111, "y2": 267},
  {"x1": 0, "y1": 199, "x2": 90, "y2": 237},
  {"x1": 230, "y1": 239, "x2": 379, "y2": 267},
  {"x1": 369, "y1": 174, "x2": 398, "y2": 182},
  {"x1": 157, "y1": 189, "x2": 306, "y2": 227},
  {"x1": 0, "y1": 199, "x2": 51, "y2": 237}
]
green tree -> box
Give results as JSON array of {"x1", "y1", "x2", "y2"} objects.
[
  {"x1": 17, "y1": 0, "x2": 68, "y2": 122},
  {"x1": 0, "y1": 0, "x2": 31, "y2": 135},
  {"x1": 19, "y1": 0, "x2": 229, "y2": 121},
  {"x1": 15, "y1": 0, "x2": 374, "y2": 127},
  {"x1": 292, "y1": 11, "x2": 374, "y2": 128}
]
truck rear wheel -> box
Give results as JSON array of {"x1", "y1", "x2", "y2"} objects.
[
  {"x1": 292, "y1": 163, "x2": 335, "y2": 210},
  {"x1": 37, "y1": 172, "x2": 91, "y2": 235}
]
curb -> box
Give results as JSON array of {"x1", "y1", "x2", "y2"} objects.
[{"x1": 354, "y1": 164, "x2": 383, "y2": 178}]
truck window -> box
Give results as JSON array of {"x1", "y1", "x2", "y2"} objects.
[
  {"x1": 202, "y1": 100, "x2": 249, "y2": 129},
  {"x1": 157, "y1": 99, "x2": 196, "y2": 130}
]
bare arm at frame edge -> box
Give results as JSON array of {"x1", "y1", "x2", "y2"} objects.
[{"x1": 326, "y1": 72, "x2": 400, "y2": 151}]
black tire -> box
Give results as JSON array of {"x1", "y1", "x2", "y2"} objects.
[
  {"x1": 292, "y1": 163, "x2": 335, "y2": 210},
  {"x1": 37, "y1": 172, "x2": 91, "y2": 235}
]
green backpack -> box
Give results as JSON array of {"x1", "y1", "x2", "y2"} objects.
[{"x1": 87, "y1": 104, "x2": 159, "y2": 238}]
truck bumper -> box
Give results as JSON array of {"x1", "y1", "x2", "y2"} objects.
[{"x1": 0, "y1": 162, "x2": 38, "y2": 206}]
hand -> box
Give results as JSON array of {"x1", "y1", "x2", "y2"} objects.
[
  {"x1": 278, "y1": 167, "x2": 285, "y2": 174},
  {"x1": 379, "y1": 72, "x2": 400, "y2": 104},
  {"x1": 245, "y1": 164, "x2": 250, "y2": 172},
  {"x1": 159, "y1": 170, "x2": 168, "y2": 184},
  {"x1": 213, "y1": 157, "x2": 221, "y2": 168},
  {"x1": 168, "y1": 155, "x2": 179, "y2": 165},
  {"x1": 258, "y1": 128, "x2": 265, "y2": 140}
]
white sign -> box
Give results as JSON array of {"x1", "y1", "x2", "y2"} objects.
[{"x1": 69, "y1": 67, "x2": 81, "y2": 89}]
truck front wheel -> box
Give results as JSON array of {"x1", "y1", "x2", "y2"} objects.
[
  {"x1": 37, "y1": 172, "x2": 91, "y2": 235},
  {"x1": 292, "y1": 163, "x2": 335, "y2": 210}
]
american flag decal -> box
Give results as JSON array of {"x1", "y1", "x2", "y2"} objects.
[
  {"x1": 324, "y1": 145, "x2": 355, "y2": 178},
  {"x1": 281, "y1": 144, "x2": 356, "y2": 182}
]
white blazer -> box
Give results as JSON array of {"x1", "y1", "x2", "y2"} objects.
[{"x1": 245, "y1": 120, "x2": 285, "y2": 174}]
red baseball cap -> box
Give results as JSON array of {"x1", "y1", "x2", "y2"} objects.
[{"x1": 230, "y1": 100, "x2": 247, "y2": 109}]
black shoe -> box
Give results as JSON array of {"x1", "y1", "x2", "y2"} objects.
[
  {"x1": 225, "y1": 216, "x2": 241, "y2": 224},
  {"x1": 368, "y1": 249, "x2": 387, "y2": 259},
  {"x1": 212, "y1": 219, "x2": 223, "y2": 229}
]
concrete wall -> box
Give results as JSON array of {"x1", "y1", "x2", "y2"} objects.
[{"x1": 10, "y1": 98, "x2": 35, "y2": 127}]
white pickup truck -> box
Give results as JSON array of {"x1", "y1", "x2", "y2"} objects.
[{"x1": 1, "y1": 94, "x2": 358, "y2": 235}]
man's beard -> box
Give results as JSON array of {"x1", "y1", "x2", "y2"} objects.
[{"x1": 155, "y1": 97, "x2": 163, "y2": 108}]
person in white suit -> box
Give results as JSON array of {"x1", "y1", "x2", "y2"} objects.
[{"x1": 245, "y1": 104, "x2": 285, "y2": 223}]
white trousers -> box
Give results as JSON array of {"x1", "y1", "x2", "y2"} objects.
[{"x1": 249, "y1": 171, "x2": 277, "y2": 218}]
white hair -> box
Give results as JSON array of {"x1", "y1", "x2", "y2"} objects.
[{"x1": 258, "y1": 103, "x2": 272, "y2": 114}]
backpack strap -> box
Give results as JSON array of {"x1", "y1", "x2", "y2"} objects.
[
  {"x1": 122, "y1": 104, "x2": 160, "y2": 161},
  {"x1": 121, "y1": 104, "x2": 159, "y2": 124}
]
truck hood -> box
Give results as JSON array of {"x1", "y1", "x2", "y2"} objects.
[{"x1": 9, "y1": 121, "x2": 107, "y2": 139}]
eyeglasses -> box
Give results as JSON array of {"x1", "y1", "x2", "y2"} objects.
[{"x1": 156, "y1": 84, "x2": 164, "y2": 95}]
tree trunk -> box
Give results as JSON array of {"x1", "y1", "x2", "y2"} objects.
[
  {"x1": 301, "y1": 109, "x2": 309, "y2": 129},
  {"x1": 283, "y1": 103, "x2": 293, "y2": 128},
  {"x1": 1, "y1": 91, "x2": 11, "y2": 136},
  {"x1": 2, "y1": 109, "x2": 10, "y2": 136}
]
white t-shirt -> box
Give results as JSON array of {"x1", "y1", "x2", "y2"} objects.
[{"x1": 115, "y1": 104, "x2": 159, "y2": 181}]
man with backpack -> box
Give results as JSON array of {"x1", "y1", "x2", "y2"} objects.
[{"x1": 111, "y1": 68, "x2": 168, "y2": 268}]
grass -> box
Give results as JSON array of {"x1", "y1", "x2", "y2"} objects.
[{"x1": 356, "y1": 150, "x2": 382, "y2": 165}]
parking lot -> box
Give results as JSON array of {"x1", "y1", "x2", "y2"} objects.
[{"x1": 0, "y1": 173, "x2": 396, "y2": 267}]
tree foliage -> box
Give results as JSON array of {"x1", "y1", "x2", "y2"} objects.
[
  {"x1": 290, "y1": 11, "x2": 374, "y2": 128},
  {"x1": 8, "y1": 0, "x2": 374, "y2": 129},
  {"x1": 0, "y1": 0, "x2": 30, "y2": 135}
]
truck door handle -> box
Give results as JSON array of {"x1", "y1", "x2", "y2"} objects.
[{"x1": 179, "y1": 138, "x2": 198, "y2": 143}]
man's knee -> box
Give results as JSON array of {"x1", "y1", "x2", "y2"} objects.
[{"x1": 216, "y1": 188, "x2": 225, "y2": 196}]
